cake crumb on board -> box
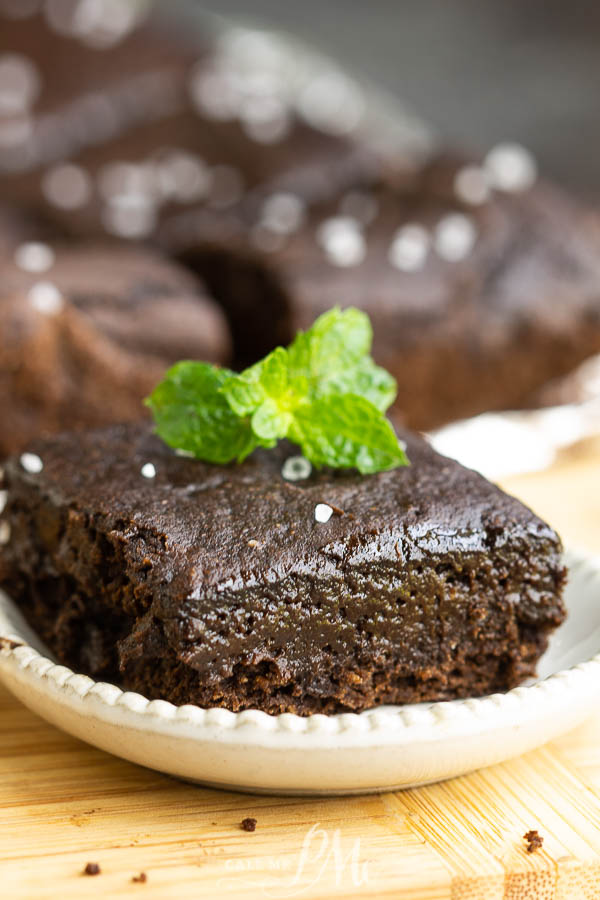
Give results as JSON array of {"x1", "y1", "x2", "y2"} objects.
[
  {"x1": 83, "y1": 862, "x2": 101, "y2": 876},
  {"x1": 524, "y1": 830, "x2": 544, "y2": 853}
]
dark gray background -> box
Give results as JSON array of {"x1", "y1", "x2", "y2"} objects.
[{"x1": 193, "y1": 0, "x2": 600, "y2": 198}]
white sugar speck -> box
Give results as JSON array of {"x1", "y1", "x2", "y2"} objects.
[
  {"x1": 45, "y1": 0, "x2": 148, "y2": 48},
  {"x1": 0, "y1": 53, "x2": 40, "y2": 114},
  {"x1": 189, "y1": 65, "x2": 238, "y2": 121},
  {"x1": 154, "y1": 150, "x2": 210, "y2": 203},
  {"x1": 453, "y1": 165, "x2": 491, "y2": 205},
  {"x1": 20, "y1": 452, "x2": 43, "y2": 474},
  {"x1": 97, "y1": 160, "x2": 158, "y2": 237},
  {"x1": 317, "y1": 216, "x2": 365, "y2": 267},
  {"x1": 97, "y1": 160, "x2": 155, "y2": 201},
  {"x1": 297, "y1": 71, "x2": 364, "y2": 136},
  {"x1": 27, "y1": 281, "x2": 64, "y2": 315},
  {"x1": 314, "y1": 503, "x2": 333, "y2": 523},
  {"x1": 101, "y1": 195, "x2": 156, "y2": 238},
  {"x1": 0, "y1": 490, "x2": 7, "y2": 514},
  {"x1": 14, "y1": 242, "x2": 55, "y2": 273},
  {"x1": 434, "y1": 214, "x2": 477, "y2": 262},
  {"x1": 0, "y1": 521, "x2": 10, "y2": 545},
  {"x1": 388, "y1": 224, "x2": 430, "y2": 271},
  {"x1": 42, "y1": 163, "x2": 92, "y2": 210},
  {"x1": 141, "y1": 463, "x2": 156, "y2": 479},
  {"x1": 282, "y1": 455, "x2": 312, "y2": 481},
  {"x1": 484, "y1": 143, "x2": 537, "y2": 193},
  {"x1": 240, "y1": 94, "x2": 290, "y2": 144},
  {"x1": 260, "y1": 192, "x2": 305, "y2": 235}
]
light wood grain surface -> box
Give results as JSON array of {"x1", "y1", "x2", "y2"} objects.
[{"x1": 1, "y1": 443, "x2": 599, "y2": 900}]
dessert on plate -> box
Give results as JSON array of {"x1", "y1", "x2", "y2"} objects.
[
  {"x1": 0, "y1": 423, "x2": 566, "y2": 715},
  {"x1": 0, "y1": 3, "x2": 577, "y2": 720},
  {"x1": 0, "y1": 310, "x2": 567, "y2": 715}
]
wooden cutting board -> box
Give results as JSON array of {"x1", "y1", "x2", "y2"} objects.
[{"x1": 2, "y1": 440, "x2": 600, "y2": 900}]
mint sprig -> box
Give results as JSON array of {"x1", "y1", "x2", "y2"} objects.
[
  {"x1": 146, "y1": 362, "x2": 260, "y2": 464},
  {"x1": 146, "y1": 308, "x2": 409, "y2": 474}
]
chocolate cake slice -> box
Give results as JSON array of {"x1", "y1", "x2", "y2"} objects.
[
  {"x1": 160, "y1": 151, "x2": 600, "y2": 427},
  {"x1": 0, "y1": 242, "x2": 230, "y2": 456},
  {"x1": 0, "y1": 424, "x2": 566, "y2": 715}
]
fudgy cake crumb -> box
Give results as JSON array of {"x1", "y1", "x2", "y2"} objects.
[
  {"x1": 0, "y1": 424, "x2": 566, "y2": 715},
  {"x1": 241, "y1": 818, "x2": 257, "y2": 832},
  {"x1": 524, "y1": 830, "x2": 544, "y2": 853}
]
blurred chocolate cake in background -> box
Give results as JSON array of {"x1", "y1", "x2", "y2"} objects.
[
  {"x1": 0, "y1": 3, "x2": 428, "y2": 238},
  {"x1": 0, "y1": 0, "x2": 599, "y2": 446},
  {"x1": 159, "y1": 148, "x2": 600, "y2": 431},
  {"x1": 0, "y1": 237, "x2": 230, "y2": 456}
]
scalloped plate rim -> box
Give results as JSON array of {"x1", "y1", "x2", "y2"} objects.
[{"x1": 1, "y1": 546, "x2": 599, "y2": 794}]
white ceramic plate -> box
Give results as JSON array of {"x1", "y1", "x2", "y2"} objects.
[{"x1": 1, "y1": 547, "x2": 599, "y2": 796}]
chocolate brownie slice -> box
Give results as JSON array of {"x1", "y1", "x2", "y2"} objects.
[
  {"x1": 0, "y1": 242, "x2": 230, "y2": 456},
  {"x1": 160, "y1": 150, "x2": 600, "y2": 427},
  {"x1": 0, "y1": 423, "x2": 566, "y2": 715},
  {"x1": 0, "y1": 8, "x2": 429, "y2": 240}
]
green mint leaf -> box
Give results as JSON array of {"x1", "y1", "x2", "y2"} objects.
[
  {"x1": 287, "y1": 307, "x2": 396, "y2": 411},
  {"x1": 322, "y1": 356, "x2": 397, "y2": 412},
  {"x1": 251, "y1": 399, "x2": 293, "y2": 441},
  {"x1": 223, "y1": 308, "x2": 395, "y2": 435},
  {"x1": 287, "y1": 307, "x2": 371, "y2": 382},
  {"x1": 145, "y1": 362, "x2": 259, "y2": 464},
  {"x1": 147, "y1": 308, "x2": 409, "y2": 473},
  {"x1": 223, "y1": 346, "x2": 290, "y2": 418},
  {"x1": 289, "y1": 393, "x2": 409, "y2": 474},
  {"x1": 222, "y1": 346, "x2": 303, "y2": 442}
]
